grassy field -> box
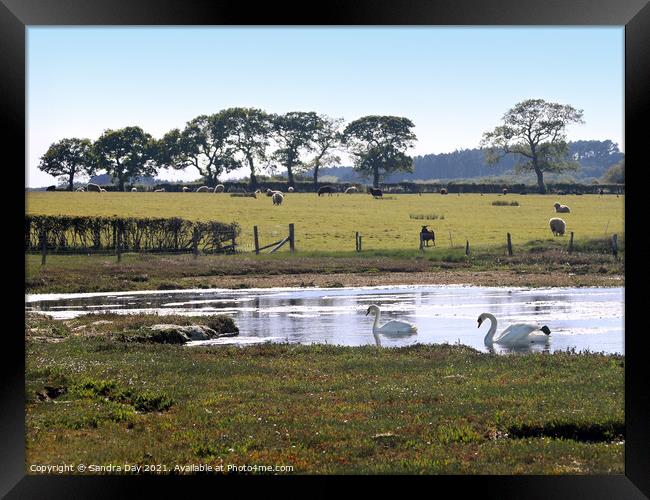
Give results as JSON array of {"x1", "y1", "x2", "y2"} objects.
[
  {"x1": 26, "y1": 313, "x2": 624, "y2": 475},
  {"x1": 26, "y1": 192, "x2": 624, "y2": 253}
]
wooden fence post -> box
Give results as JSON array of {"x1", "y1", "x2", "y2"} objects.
[
  {"x1": 448, "y1": 230, "x2": 453, "y2": 248},
  {"x1": 253, "y1": 226, "x2": 260, "y2": 255},
  {"x1": 289, "y1": 223, "x2": 295, "y2": 253},
  {"x1": 192, "y1": 227, "x2": 199, "y2": 259},
  {"x1": 419, "y1": 233, "x2": 424, "y2": 251},
  {"x1": 568, "y1": 232, "x2": 574, "y2": 253},
  {"x1": 116, "y1": 224, "x2": 122, "y2": 262},
  {"x1": 358, "y1": 235, "x2": 362, "y2": 252},
  {"x1": 507, "y1": 232, "x2": 513, "y2": 256},
  {"x1": 355, "y1": 231, "x2": 359, "y2": 252},
  {"x1": 40, "y1": 229, "x2": 47, "y2": 266},
  {"x1": 611, "y1": 234, "x2": 618, "y2": 258},
  {"x1": 465, "y1": 240, "x2": 470, "y2": 256}
]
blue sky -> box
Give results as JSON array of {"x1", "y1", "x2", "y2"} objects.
[{"x1": 27, "y1": 27, "x2": 624, "y2": 187}]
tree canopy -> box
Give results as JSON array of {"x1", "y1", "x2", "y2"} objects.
[
  {"x1": 481, "y1": 99, "x2": 585, "y2": 193},
  {"x1": 38, "y1": 138, "x2": 94, "y2": 191},
  {"x1": 93, "y1": 126, "x2": 157, "y2": 191},
  {"x1": 271, "y1": 111, "x2": 321, "y2": 187},
  {"x1": 159, "y1": 112, "x2": 239, "y2": 185},
  {"x1": 343, "y1": 116, "x2": 417, "y2": 188}
]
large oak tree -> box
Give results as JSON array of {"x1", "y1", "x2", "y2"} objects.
[
  {"x1": 222, "y1": 107, "x2": 272, "y2": 190},
  {"x1": 307, "y1": 115, "x2": 343, "y2": 189},
  {"x1": 38, "y1": 138, "x2": 94, "y2": 191},
  {"x1": 271, "y1": 111, "x2": 321, "y2": 187},
  {"x1": 481, "y1": 99, "x2": 584, "y2": 194},
  {"x1": 93, "y1": 126, "x2": 157, "y2": 191},
  {"x1": 158, "y1": 112, "x2": 239, "y2": 186},
  {"x1": 343, "y1": 115, "x2": 417, "y2": 188}
]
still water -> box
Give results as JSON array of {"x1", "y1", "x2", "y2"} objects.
[{"x1": 25, "y1": 285, "x2": 624, "y2": 354}]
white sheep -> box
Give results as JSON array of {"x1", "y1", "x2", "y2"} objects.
[
  {"x1": 549, "y1": 217, "x2": 566, "y2": 236},
  {"x1": 100, "y1": 188, "x2": 107, "y2": 192},
  {"x1": 287, "y1": 186, "x2": 294, "y2": 192},
  {"x1": 196, "y1": 186, "x2": 210, "y2": 192},
  {"x1": 75, "y1": 187, "x2": 85, "y2": 192},
  {"x1": 272, "y1": 192, "x2": 284, "y2": 205},
  {"x1": 154, "y1": 188, "x2": 165, "y2": 192},
  {"x1": 344, "y1": 187, "x2": 358, "y2": 194},
  {"x1": 131, "y1": 187, "x2": 137, "y2": 192},
  {"x1": 182, "y1": 186, "x2": 190, "y2": 192},
  {"x1": 214, "y1": 184, "x2": 225, "y2": 193},
  {"x1": 554, "y1": 202, "x2": 571, "y2": 213}
]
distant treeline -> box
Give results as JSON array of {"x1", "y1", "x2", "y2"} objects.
[{"x1": 316, "y1": 140, "x2": 624, "y2": 183}]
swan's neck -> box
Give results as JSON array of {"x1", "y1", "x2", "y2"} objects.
[
  {"x1": 483, "y1": 314, "x2": 498, "y2": 344},
  {"x1": 371, "y1": 309, "x2": 381, "y2": 331}
]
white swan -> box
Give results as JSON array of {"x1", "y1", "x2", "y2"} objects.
[
  {"x1": 477, "y1": 312, "x2": 551, "y2": 346},
  {"x1": 366, "y1": 304, "x2": 417, "y2": 334}
]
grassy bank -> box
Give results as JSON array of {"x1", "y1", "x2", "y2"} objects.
[
  {"x1": 26, "y1": 238, "x2": 624, "y2": 294},
  {"x1": 26, "y1": 192, "x2": 624, "y2": 252},
  {"x1": 25, "y1": 313, "x2": 624, "y2": 474}
]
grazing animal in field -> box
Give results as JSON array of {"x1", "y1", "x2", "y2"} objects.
[
  {"x1": 196, "y1": 186, "x2": 210, "y2": 193},
  {"x1": 549, "y1": 217, "x2": 566, "y2": 236},
  {"x1": 420, "y1": 226, "x2": 435, "y2": 247},
  {"x1": 214, "y1": 184, "x2": 225, "y2": 193},
  {"x1": 75, "y1": 187, "x2": 85, "y2": 192},
  {"x1": 154, "y1": 188, "x2": 165, "y2": 192},
  {"x1": 598, "y1": 188, "x2": 604, "y2": 196},
  {"x1": 318, "y1": 186, "x2": 335, "y2": 196},
  {"x1": 182, "y1": 186, "x2": 190, "y2": 192},
  {"x1": 272, "y1": 192, "x2": 284, "y2": 205},
  {"x1": 254, "y1": 189, "x2": 261, "y2": 194},
  {"x1": 87, "y1": 183, "x2": 101, "y2": 192},
  {"x1": 554, "y1": 202, "x2": 571, "y2": 213},
  {"x1": 266, "y1": 189, "x2": 274, "y2": 197},
  {"x1": 367, "y1": 187, "x2": 383, "y2": 199},
  {"x1": 131, "y1": 187, "x2": 137, "y2": 192},
  {"x1": 344, "y1": 186, "x2": 358, "y2": 194},
  {"x1": 440, "y1": 188, "x2": 448, "y2": 195},
  {"x1": 288, "y1": 186, "x2": 294, "y2": 192},
  {"x1": 45, "y1": 185, "x2": 57, "y2": 191},
  {"x1": 100, "y1": 188, "x2": 107, "y2": 192},
  {"x1": 502, "y1": 188, "x2": 508, "y2": 195}
]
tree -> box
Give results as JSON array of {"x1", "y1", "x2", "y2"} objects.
[
  {"x1": 38, "y1": 138, "x2": 94, "y2": 191},
  {"x1": 158, "y1": 112, "x2": 239, "y2": 185},
  {"x1": 343, "y1": 115, "x2": 417, "y2": 188},
  {"x1": 481, "y1": 99, "x2": 584, "y2": 194},
  {"x1": 306, "y1": 115, "x2": 343, "y2": 189},
  {"x1": 222, "y1": 107, "x2": 272, "y2": 190},
  {"x1": 271, "y1": 111, "x2": 321, "y2": 187},
  {"x1": 93, "y1": 126, "x2": 157, "y2": 191},
  {"x1": 602, "y1": 159, "x2": 624, "y2": 184}
]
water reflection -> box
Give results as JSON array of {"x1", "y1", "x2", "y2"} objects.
[{"x1": 25, "y1": 285, "x2": 624, "y2": 354}]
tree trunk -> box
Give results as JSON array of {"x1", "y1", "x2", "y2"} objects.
[
  {"x1": 68, "y1": 173, "x2": 74, "y2": 191},
  {"x1": 533, "y1": 162, "x2": 546, "y2": 194},
  {"x1": 313, "y1": 165, "x2": 319, "y2": 190},
  {"x1": 247, "y1": 155, "x2": 257, "y2": 190},
  {"x1": 118, "y1": 176, "x2": 125, "y2": 192},
  {"x1": 286, "y1": 165, "x2": 294, "y2": 187},
  {"x1": 373, "y1": 167, "x2": 380, "y2": 189}
]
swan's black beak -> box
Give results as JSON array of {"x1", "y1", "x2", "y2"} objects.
[
  {"x1": 477, "y1": 318, "x2": 483, "y2": 328},
  {"x1": 365, "y1": 308, "x2": 370, "y2": 316},
  {"x1": 541, "y1": 325, "x2": 551, "y2": 335}
]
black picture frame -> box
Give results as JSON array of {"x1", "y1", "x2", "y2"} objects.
[{"x1": 4, "y1": 0, "x2": 648, "y2": 497}]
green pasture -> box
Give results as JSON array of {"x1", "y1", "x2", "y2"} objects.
[{"x1": 26, "y1": 192, "x2": 624, "y2": 253}]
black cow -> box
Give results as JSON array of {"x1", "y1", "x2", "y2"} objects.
[
  {"x1": 317, "y1": 186, "x2": 335, "y2": 196},
  {"x1": 368, "y1": 187, "x2": 383, "y2": 198},
  {"x1": 45, "y1": 185, "x2": 56, "y2": 191},
  {"x1": 420, "y1": 226, "x2": 435, "y2": 246}
]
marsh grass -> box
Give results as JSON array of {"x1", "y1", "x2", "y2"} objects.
[{"x1": 25, "y1": 316, "x2": 624, "y2": 474}]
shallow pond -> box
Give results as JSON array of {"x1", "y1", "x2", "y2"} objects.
[{"x1": 25, "y1": 285, "x2": 624, "y2": 354}]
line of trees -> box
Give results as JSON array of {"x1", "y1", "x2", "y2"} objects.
[
  {"x1": 39, "y1": 99, "x2": 590, "y2": 193},
  {"x1": 38, "y1": 108, "x2": 419, "y2": 191}
]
